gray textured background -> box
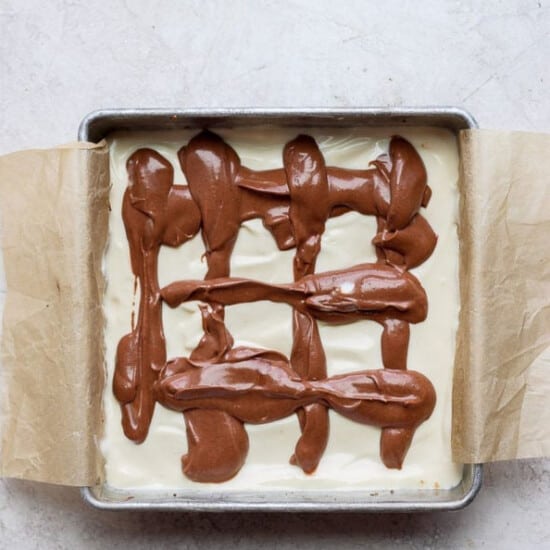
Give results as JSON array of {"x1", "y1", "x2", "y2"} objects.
[{"x1": 0, "y1": 1, "x2": 549, "y2": 548}]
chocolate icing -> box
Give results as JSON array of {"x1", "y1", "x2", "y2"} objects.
[
  {"x1": 113, "y1": 130, "x2": 438, "y2": 482},
  {"x1": 114, "y1": 149, "x2": 201, "y2": 442},
  {"x1": 156, "y1": 306, "x2": 435, "y2": 470},
  {"x1": 161, "y1": 263, "x2": 428, "y2": 325}
]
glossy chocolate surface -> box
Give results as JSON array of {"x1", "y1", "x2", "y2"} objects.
[{"x1": 113, "y1": 131, "x2": 438, "y2": 482}]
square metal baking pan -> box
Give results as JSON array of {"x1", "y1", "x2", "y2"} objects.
[{"x1": 79, "y1": 107, "x2": 483, "y2": 512}]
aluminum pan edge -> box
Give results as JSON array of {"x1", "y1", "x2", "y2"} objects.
[
  {"x1": 81, "y1": 465, "x2": 482, "y2": 513},
  {"x1": 78, "y1": 106, "x2": 478, "y2": 141},
  {"x1": 80, "y1": 107, "x2": 482, "y2": 512}
]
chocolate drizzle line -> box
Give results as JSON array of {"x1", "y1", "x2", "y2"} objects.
[
  {"x1": 284, "y1": 135, "x2": 330, "y2": 473},
  {"x1": 113, "y1": 131, "x2": 439, "y2": 482},
  {"x1": 114, "y1": 149, "x2": 201, "y2": 443}
]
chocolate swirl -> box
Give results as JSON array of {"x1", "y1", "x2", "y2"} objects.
[
  {"x1": 113, "y1": 131, "x2": 438, "y2": 482},
  {"x1": 156, "y1": 306, "x2": 435, "y2": 470},
  {"x1": 113, "y1": 149, "x2": 201, "y2": 442}
]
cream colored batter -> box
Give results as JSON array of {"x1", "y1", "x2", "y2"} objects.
[{"x1": 102, "y1": 126, "x2": 463, "y2": 492}]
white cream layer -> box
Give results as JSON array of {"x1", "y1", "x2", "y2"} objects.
[{"x1": 102, "y1": 127, "x2": 463, "y2": 492}]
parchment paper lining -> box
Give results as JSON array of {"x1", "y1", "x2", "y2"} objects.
[
  {"x1": 453, "y1": 129, "x2": 550, "y2": 462},
  {"x1": 0, "y1": 142, "x2": 109, "y2": 486},
  {"x1": 0, "y1": 128, "x2": 548, "y2": 486}
]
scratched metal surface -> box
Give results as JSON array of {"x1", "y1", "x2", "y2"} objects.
[{"x1": 0, "y1": 1, "x2": 549, "y2": 548}]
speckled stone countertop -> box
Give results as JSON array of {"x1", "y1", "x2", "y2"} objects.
[{"x1": 0, "y1": 1, "x2": 549, "y2": 548}]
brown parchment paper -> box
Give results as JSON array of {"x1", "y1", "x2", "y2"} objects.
[
  {"x1": 453, "y1": 129, "x2": 550, "y2": 463},
  {"x1": 0, "y1": 142, "x2": 110, "y2": 486}
]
